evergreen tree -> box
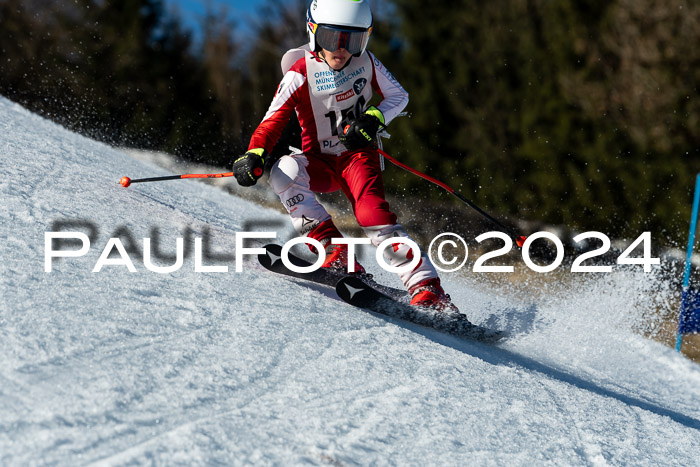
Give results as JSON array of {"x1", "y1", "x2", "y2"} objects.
[{"x1": 379, "y1": 0, "x2": 700, "y2": 243}]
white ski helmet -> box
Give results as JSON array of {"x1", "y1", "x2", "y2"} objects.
[{"x1": 306, "y1": 0, "x2": 373, "y2": 56}]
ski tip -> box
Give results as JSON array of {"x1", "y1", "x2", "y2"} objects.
[
  {"x1": 258, "y1": 243, "x2": 282, "y2": 268},
  {"x1": 262, "y1": 243, "x2": 282, "y2": 253},
  {"x1": 335, "y1": 276, "x2": 367, "y2": 300},
  {"x1": 476, "y1": 328, "x2": 507, "y2": 344}
]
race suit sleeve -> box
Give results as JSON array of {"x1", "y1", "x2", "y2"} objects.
[
  {"x1": 248, "y1": 68, "x2": 306, "y2": 153},
  {"x1": 368, "y1": 51, "x2": 409, "y2": 125}
]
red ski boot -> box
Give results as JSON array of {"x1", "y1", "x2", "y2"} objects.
[
  {"x1": 409, "y1": 278, "x2": 459, "y2": 313},
  {"x1": 322, "y1": 242, "x2": 366, "y2": 274},
  {"x1": 308, "y1": 219, "x2": 366, "y2": 274}
]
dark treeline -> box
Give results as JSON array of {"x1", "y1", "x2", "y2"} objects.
[
  {"x1": 0, "y1": 0, "x2": 307, "y2": 163},
  {"x1": 2, "y1": 0, "x2": 227, "y2": 159},
  {"x1": 1, "y1": 0, "x2": 699, "y2": 244}
]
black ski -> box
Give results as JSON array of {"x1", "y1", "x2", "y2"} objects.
[
  {"x1": 336, "y1": 276, "x2": 505, "y2": 343},
  {"x1": 258, "y1": 243, "x2": 407, "y2": 299}
]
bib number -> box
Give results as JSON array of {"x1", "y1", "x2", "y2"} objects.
[{"x1": 324, "y1": 96, "x2": 366, "y2": 136}]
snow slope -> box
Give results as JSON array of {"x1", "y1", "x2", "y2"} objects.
[{"x1": 1, "y1": 96, "x2": 699, "y2": 465}]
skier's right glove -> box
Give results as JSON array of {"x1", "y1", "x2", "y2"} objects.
[
  {"x1": 233, "y1": 148, "x2": 265, "y2": 187},
  {"x1": 339, "y1": 106, "x2": 385, "y2": 151}
]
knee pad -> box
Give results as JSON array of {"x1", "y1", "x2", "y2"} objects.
[
  {"x1": 269, "y1": 155, "x2": 306, "y2": 194},
  {"x1": 269, "y1": 154, "x2": 330, "y2": 236}
]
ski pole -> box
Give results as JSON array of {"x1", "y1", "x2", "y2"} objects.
[
  {"x1": 375, "y1": 148, "x2": 527, "y2": 248},
  {"x1": 119, "y1": 171, "x2": 238, "y2": 188}
]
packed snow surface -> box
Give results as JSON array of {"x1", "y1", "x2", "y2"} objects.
[{"x1": 1, "y1": 96, "x2": 699, "y2": 465}]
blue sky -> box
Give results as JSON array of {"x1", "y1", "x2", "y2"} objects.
[
  {"x1": 164, "y1": 0, "x2": 394, "y2": 40},
  {"x1": 163, "y1": 0, "x2": 268, "y2": 37}
]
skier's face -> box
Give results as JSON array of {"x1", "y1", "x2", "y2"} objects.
[{"x1": 321, "y1": 48, "x2": 351, "y2": 70}]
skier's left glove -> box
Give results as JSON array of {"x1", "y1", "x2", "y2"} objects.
[
  {"x1": 339, "y1": 106, "x2": 385, "y2": 151},
  {"x1": 233, "y1": 148, "x2": 266, "y2": 187}
]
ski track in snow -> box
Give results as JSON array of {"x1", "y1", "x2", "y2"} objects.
[{"x1": 1, "y1": 96, "x2": 699, "y2": 465}]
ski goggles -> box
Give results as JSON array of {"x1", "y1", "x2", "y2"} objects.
[{"x1": 311, "y1": 23, "x2": 372, "y2": 55}]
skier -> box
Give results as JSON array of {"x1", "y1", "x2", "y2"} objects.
[{"x1": 233, "y1": 0, "x2": 458, "y2": 312}]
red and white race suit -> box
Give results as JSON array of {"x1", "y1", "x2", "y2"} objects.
[{"x1": 252, "y1": 46, "x2": 437, "y2": 289}]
